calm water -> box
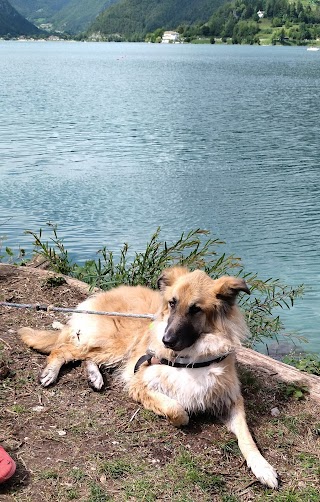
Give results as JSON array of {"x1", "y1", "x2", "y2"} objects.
[{"x1": 0, "y1": 42, "x2": 319, "y2": 351}]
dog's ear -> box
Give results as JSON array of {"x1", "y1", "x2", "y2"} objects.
[
  {"x1": 157, "y1": 266, "x2": 189, "y2": 291},
  {"x1": 213, "y1": 276, "x2": 250, "y2": 305}
]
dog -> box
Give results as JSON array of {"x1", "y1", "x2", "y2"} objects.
[{"x1": 19, "y1": 267, "x2": 278, "y2": 488}]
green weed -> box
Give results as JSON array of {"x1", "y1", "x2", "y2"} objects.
[
  {"x1": 297, "y1": 452, "x2": 318, "y2": 469},
  {"x1": 10, "y1": 404, "x2": 26, "y2": 414},
  {"x1": 99, "y1": 459, "x2": 135, "y2": 479},
  {"x1": 282, "y1": 383, "x2": 309, "y2": 401},
  {"x1": 39, "y1": 469, "x2": 59, "y2": 479},
  {"x1": 220, "y1": 439, "x2": 241, "y2": 458},
  {"x1": 283, "y1": 353, "x2": 320, "y2": 376},
  {"x1": 70, "y1": 467, "x2": 86, "y2": 481},
  {"x1": 42, "y1": 275, "x2": 67, "y2": 288},
  {"x1": 87, "y1": 483, "x2": 112, "y2": 502},
  {"x1": 65, "y1": 488, "x2": 79, "y2": 500},
  {"x1": 124, "y1": 479, "x2": 157, "y2": 501}
]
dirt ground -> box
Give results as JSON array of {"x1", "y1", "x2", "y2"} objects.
[{"x1": 0, "y1": 264, "x2": 319, "y2": 502}]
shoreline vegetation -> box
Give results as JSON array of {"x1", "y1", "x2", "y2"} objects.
[{"x1": 1, "y1": 36, "x2": 320, "y2": 47}]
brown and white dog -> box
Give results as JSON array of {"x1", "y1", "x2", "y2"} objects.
[{"x1": 19, "y1": 267, "x2": 278, "y2": 488}]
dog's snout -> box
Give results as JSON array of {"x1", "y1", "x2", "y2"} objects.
[{"x1": 162, "y1": 333, "x2": 176, "y2": 349}]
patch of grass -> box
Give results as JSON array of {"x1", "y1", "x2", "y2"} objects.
[
  {"x1": 265, "y1": 426, "x2": 286, "y2": 442},
  {"x1": 114, "y1": 407, "x2": 129, "y2": 418},
  {"x1": 220, "y1": 439, "x2": 241, "y2": 459},
  {"x1": 99, "y1": 458, "x2": 135, "y2": 479},
  {"x1": 70, "y1": 467, "x2": 87, "y2": 481},
  {"x1": 88, "y1": 483, "x2": 112, "y2": 502},
  {"x1": 69, "y1": 417, "x2": 99, "y2": 435},
  {"x1": 278, "y1": 415, "x2": 299, "y2": 433},
  {"x1": 140, "y1": 408, "x2": 159, "y2": 422},
  {"x1": 39, "y1": 469, "x2": 59, "y2": 479},
  {"x1": 176, "y1": 450, "x2": 225, "y2": 492},
  {"x1": 65, "y1": 488, "x2": 80, "y2": 500},
  {"x1": 124, "y1": 479, "x2": 157, "y2": 501},
  {"x1": 10, "y1": 404, "x2": 26, "y2": 414},
  {"x1": 267, "y1": 487, "x2": 320, "y2": 501},
  {"x1": 297, "y1": 452, "x2": 319, "y2": 470},
  {"x1": 239, "y1": 367, "x2": 262, "y2": 394}
]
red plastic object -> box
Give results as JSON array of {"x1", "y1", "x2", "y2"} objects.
[{"x1": 0, "y1": 446, "x2": 16, "y2": 483}]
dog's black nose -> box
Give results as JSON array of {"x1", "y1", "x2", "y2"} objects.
[{"x1": 162, "y1": 335, "x2": 176, "y2": 349}]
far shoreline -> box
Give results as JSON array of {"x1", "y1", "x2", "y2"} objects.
[{"x1": 1, "y1": 37, "x2": 320, "y2": 49}]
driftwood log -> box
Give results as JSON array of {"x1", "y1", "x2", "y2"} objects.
[
  {"x1": 236, "y1": 347, "x2": 320, "y2": 403},
  {"x1": 1, "y1": 263, "x2": 320, "y2": 403}
]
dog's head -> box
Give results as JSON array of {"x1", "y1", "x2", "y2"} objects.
[{"x1": 156, "y1": 267, "x2": 250, "y2": 353}]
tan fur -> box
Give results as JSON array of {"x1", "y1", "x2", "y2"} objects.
[{"x1": 19, "y1": 267, "x2": 278, "y2": 488}]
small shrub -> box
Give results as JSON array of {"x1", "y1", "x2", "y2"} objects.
[
  {"x1": 283, "y1": 353, "x2": 320, "y2": 376},
  {"x1": 281, "y1": 383, "x2": 309, "y2": 401}
]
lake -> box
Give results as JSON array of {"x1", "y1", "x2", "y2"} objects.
[{"x1": 0, "y1": 41, "x2": 319, "y2": 352}]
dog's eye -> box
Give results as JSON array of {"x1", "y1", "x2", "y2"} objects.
[
  {"x1": 168, "y1": 298, "x2": 177, "y2": 309},
  {"x1": 189, "y1": 305, "x2": 202, "y2": 315}
]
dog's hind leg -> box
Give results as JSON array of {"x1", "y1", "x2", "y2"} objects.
[
  {"x1": 85, "y1": 360, "x2": 104, "y2": 391},
  {"x1": 39, "y1": 343, "x2": 82, "y2": 387},
  {"x1": 225, "y1": 396, "x2": 278, "y2": 489}
]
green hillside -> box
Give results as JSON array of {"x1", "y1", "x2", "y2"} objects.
[
  {"x1": 0, "y1": 0, "x2": 41, "y2": 36},
  {"x1": 203, "y1": 0, "x2": 320, "y2": 45},
  {"x1": 50, "y1": 0, "x2": 118, "y2": 33},
  {"x1": 9, "y1": 1, "x2": 69, "y2": 23},
  {"x1": 10, "y1": 0, "x2": 119, "y2": 33},
  {"x1": 87, "y1": 0, "x2": 227, "y2": 39}
]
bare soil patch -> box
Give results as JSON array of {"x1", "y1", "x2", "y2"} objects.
[{"x1": 0, "y1": 264, "x2": 319, "y2": 501}]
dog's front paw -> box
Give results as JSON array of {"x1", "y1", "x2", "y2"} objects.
[
  {"x1": 39, "y1": 367, "x2": 59, "y2": 387},
  {"x1": 167, "y1": 406, "x2": 189, "y2": 427},
  {"x1": 247, "y1": 452, "x2": 278, "y2": 489}
]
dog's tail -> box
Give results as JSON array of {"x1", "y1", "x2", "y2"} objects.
[{"x1": 18, "y1": 327, "x2": 62, "y2": 353}]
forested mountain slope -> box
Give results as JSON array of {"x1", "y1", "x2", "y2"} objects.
[
  {"x1": 10, "y1": 0, "x2": 118, "y2": 32},
  {"x1": 0, "y1": 0, "x2": 41, "y2": 36},
  {"x1": 88, "y1": 0, "x2": 227, "y2": 38},
  {"x1": 50, "y1": 0, "x2": 118, "y2": 33},
  {"x1": 9, "y1": 1, "x2": 69, "y2": 22}
]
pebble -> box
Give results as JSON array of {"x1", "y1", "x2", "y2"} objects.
[
  {"x1": 32, "y1": 405, "x2": 46, "y2": 412},
  {"x1": 271, "y1": 407, "x2": 280, "y2": 417}
]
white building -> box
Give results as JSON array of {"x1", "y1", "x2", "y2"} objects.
[
  {"x1": 162, "y1": 31, "x2": 180, "y2": 43},
  {"x1": 257, "y1": 10, "x2": 265, "y2": 19}
]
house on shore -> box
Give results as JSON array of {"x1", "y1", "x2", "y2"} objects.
[{"x1": 162, "y1": 31, "x2": 180, "y2": 43}]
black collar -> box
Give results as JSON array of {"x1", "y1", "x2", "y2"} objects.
[{"x1": 134, "y1": 352, "x2": 229, "y2": 374}]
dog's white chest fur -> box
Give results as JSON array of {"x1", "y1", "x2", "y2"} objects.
[{"x1": 142, "y1": 364, "x2": 226, "y2": 413}]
